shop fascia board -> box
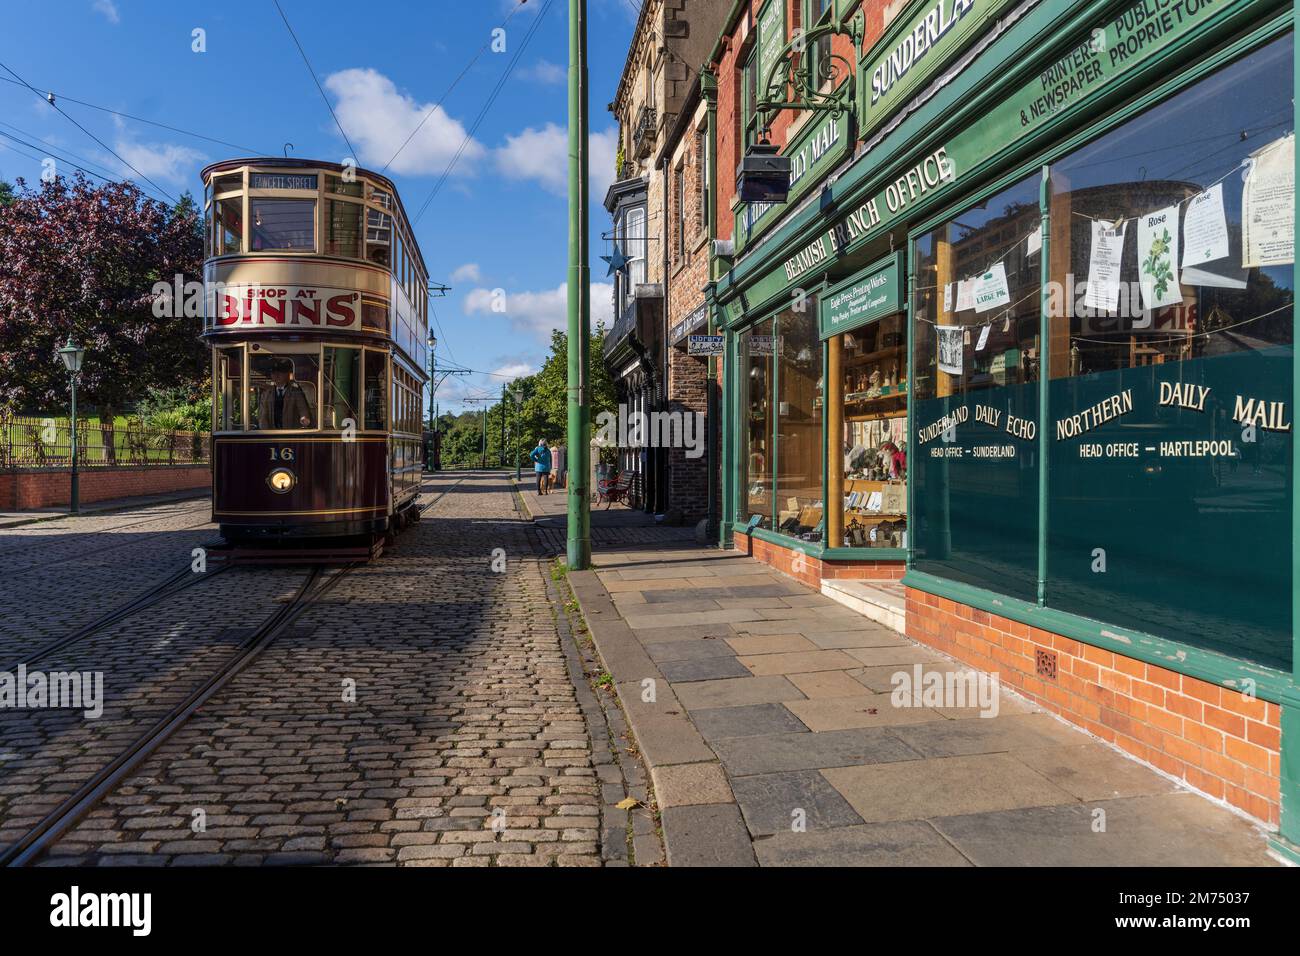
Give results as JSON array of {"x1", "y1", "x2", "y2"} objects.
[
  {"x1": 712, "y1": 0, "x2": 1281, "y2": 319},
  {"x1": 903, "y1": 569, "x2": 1300, "y2": 708}
]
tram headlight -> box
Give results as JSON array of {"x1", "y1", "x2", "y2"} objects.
[{"x1": 267, "y1": 467, "x2": 296, "y2": 494}]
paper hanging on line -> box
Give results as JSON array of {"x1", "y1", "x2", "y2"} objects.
[
  {"x1": 1242, "y1": 133, "x2": 1294, "y2": 268},
  {"x1": 1136, "y1": 204, "x2": 1182, "y2": 309},
  {"x1": 943, "y1": 282, "x2": 953, "y2": 314},
  {"x1": 975, "y1": 324, "x2": 991, "y2": 351},
  {"x1": 1085, "y1": 219, "x2": 1127, "y2": 313},
  {"x1": 954, "y1": 278, "x2": 975, "y2": 312},
  {"x1": 1026, "y1": 227, "x2": 1041, "y2": 258},
  {"x1": 936, "y1": 325, "x2": 963, "y2": 375},
  {"x1": 973, "y1": 263, "x2": 1011, "y2": 313},
  {"x1": 1182, "y1": 183, "x2": 1230, "y2": 268}
]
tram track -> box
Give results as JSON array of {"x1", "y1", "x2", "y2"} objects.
[
  {"x1": 0, "y1": 514, "x2": 215, "y2": 577},
  {"x1": 1, "y1": 475, "x2": 462, "y2": 866},
  {"x1": 0, "y1": 499, "x2": 212, "y2": 559},
  {"x1": 5, "y1": 559, "x2": 231, "y2": 673},
  {"x1": 0, "y1": 562, "x2": 355, "y2": 867}
]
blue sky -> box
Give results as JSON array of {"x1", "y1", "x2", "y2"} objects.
[{"x1": 0, "y1": 0, "x2": 639, "y2": 412}]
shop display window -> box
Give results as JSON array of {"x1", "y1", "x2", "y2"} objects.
[
  {"x1": 774, "y1": 304, "x2": 824, "y2": 541},
  {"x1": 836, "y1": 314, "x2": 907, "y2": 548},
  {"x1": 741, "y1": 319, "x2": 775, "y2": 528},
  {"x1": 911, "y1": 173, "x2": 1043, "y2": 600},
  {"x1": 1044, "y1": 37, "x2": 1293, "y2": 670}
]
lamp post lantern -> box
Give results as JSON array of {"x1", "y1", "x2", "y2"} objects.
[{"x1": 56, "y1": 338, "x2": 85, "y2": 515}]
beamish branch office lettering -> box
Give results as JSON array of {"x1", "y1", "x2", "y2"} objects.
[
  {"x1": 784, "y1": 236, "x2": 832, "y2": 282},
  {"x1": 211, "y1": 285, "x2": 362, "y2": 331},
  {"x1": 871, "y1": 0, "x2": 976, "y2": 105}
]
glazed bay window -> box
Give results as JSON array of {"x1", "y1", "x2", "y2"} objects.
[
  {"x1": 774, "y1": 305, "x2": 824, "y2": 541},
  {"x1": 912, "y1": 173, "x2": 1043, "y2": 600},
  {"x1": 214, "y1": 196, "x2": 242, "y2": 255},
  {"x1": 1043, "y1": 37, "x2": 1293, "y2": 670},
  {"x1": 741, "y1": 319, "x2": 775, "y2": 528}
]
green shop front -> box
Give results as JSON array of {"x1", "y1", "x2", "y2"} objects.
[{"x1": 716, "y1": 0, "x2": 1298, "y2": 845}]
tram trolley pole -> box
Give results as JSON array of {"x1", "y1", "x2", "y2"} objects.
[{"x1": 565, "y1": 0, "x2": 591, "y2": 571}]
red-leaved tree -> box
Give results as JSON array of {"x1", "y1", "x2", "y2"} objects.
[{"x1": 0, "y1": 173, "x2": 204, "y2": 454}]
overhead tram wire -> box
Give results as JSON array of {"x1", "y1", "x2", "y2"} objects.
[
  {"x1": 0, "y1": 57, "x2": 176, "y2": 203},
  {"x1": 0, "y1": 74, "x2": 270, "y2": 156},
  {"x1": 381, "y1": 0, "x2": 532, "y2": 174},
  {"x1": 0, "y1": 124, "x2": 174, "y2": 203},
  {"x1": 411, "y1": 0, "x2": 556, "y2": 226},
  {"x1": 271, "y1": 0, "x2": 359, "y2": 163}
]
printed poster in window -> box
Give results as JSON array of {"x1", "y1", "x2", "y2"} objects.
[
  {"x1": 954, "y1": 278, "x2": 975, "y2": 312},
  {"x1": 936, "y1": 325, "x2": 963, "y2": 376},
  {"x1": 1085, "y1": 219, "x2": 1127, "y2": 313},
  {"x1": 1136, "y1": 204, "x2": 1181, "y2": 309},
  {"x1": 1182, "y1": 183, "x2": 1230, "y2": 268},
  {"x1": 1242, "y1": 133, "x2": 1294, "y2": 268},
  {"x1": 973, "y1": 263, "x2": 1011, "y2": 313}
]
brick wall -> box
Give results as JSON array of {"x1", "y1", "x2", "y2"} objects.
[
  {"x1": 666, "y1": 105, "x2": 713, "y2": 522},
  {"x1": 733, "y1": 530, "x2": 904, "y2": 590},
  {"x1": 0, "y1": 465, "x2": 210, "y2": 510},
  {"x1": 906, "y1": 587, "x2": 1282, "y2": 827},
  {"x1": 714, "y1": 0, "x2": 876, "y2": 244}
]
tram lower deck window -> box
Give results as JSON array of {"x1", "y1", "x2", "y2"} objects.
[
  {"x1": 249, "y1": 352, "x2": 319, "y2": 430},
  {"x1": 251, "y1": 198, "x2": 316, "y2": 252}
]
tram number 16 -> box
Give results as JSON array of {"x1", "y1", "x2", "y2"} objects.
[{"x1": 270, "y1": 447, "x2": 295, "y2": 462}]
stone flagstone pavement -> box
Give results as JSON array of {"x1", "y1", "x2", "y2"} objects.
[{"x1": 556, "y1": 535, "x2": 1280, "y2": 866}]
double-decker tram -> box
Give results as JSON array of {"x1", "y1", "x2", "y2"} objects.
[{"x1": 201, "y1": 158, "x2": 429, "y2": 554}]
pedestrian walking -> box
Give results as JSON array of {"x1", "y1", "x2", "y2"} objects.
[{"x1": 530, "y1": 438, "x2": 552, "y2": 495}]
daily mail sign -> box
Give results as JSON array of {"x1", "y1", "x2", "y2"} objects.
[{"x1": 206, "y1": 284, "x2": 363, "y2": 331}]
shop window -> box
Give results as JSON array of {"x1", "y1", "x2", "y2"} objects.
[
  {"x1": 322, "y1": 347, "x2": 361, "y2": 430},
  {"x1": 912, "y1": 173, "x2": 1043, "y2": 600},
  {"x1": 250, "y1": 198, "x2": 315, "y2": 252},
  {"x1": 1044, "y1": 37, "x2": 1293, "y2": 669},
  {"x1": 774, "y1": 305, "x2": 824, "y2": 541},
  {"x1": 741, "y1": 319, "x2": 775, "y2": 528},
  {"x1": 835, "y1": 314, "x2": 907, "y2": 548},
  {"x1": 248, "y1": 349, "x2": 320, "y2": 431}
]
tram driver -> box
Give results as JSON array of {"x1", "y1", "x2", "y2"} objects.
[{"x1": 258, "y1": 358, "x2": 314, "y2": 430}]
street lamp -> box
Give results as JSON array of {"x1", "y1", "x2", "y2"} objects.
[{"x1": 56, "y1": 337, "x2": 85, "y2": 515}]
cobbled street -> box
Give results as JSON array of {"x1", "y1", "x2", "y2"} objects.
[{"x1": 0, "y1": 473, "x2": 650, "y2": 867}]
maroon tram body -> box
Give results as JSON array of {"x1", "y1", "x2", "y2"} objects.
[{"x1": 200, "y1": 158, "x2": 429, "y2": 542}]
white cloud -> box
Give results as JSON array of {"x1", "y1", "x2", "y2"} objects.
[
  {"x1": 493, "y1": 361, "x2": 536, "y2": 380},
  {"x1": 521, "y1": 60, "x2": 566, "y2": 85},
  {"x1": 92, "y1": 0, "x2": 119, "y2": 24},
  {"x1": 105, "y1": 138, "x2": 207, "y2": 186},
  {"x1": 463, "y1": 282, "x2": 614, "y2": 342},
  {"x1": 323, "y1": 68, "x2": 484, "y2": 176},
  {"x1": 450, "y1": 263, "x2": 482, "y2": 284},
  {"x1": 494, "y1": 124, "x2": 617, "y2": 199}
]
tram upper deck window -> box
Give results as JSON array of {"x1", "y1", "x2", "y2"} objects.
[
  {"x1": 249, "y1": 351, "x2": 319, "y2": 430},
  {"x1": 326, "y1": 173, "x2": 363, "y2": 198},
  {"x1": 250, "y1": 198, "x2": 316, "y2": 252},
  {"x1": 215, "y1": 196, "x2": 242, "y2": 254},
  {"x1": 212, "y1": 173, "x2": 241, "y2": 195},
  {"x1": 322, "y1": 347, "x2": 361, "y2": 430},
  {"x1": 366, "y1": 207, "x2": 392, "y2": 267},
  {"x1": 326, "y1": 199, "x2": 362, "y2": 258}
]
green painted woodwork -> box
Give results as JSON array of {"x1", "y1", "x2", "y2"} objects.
[{"x1": 819, "y1": 251, "x2": 903, "y2": 338}]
